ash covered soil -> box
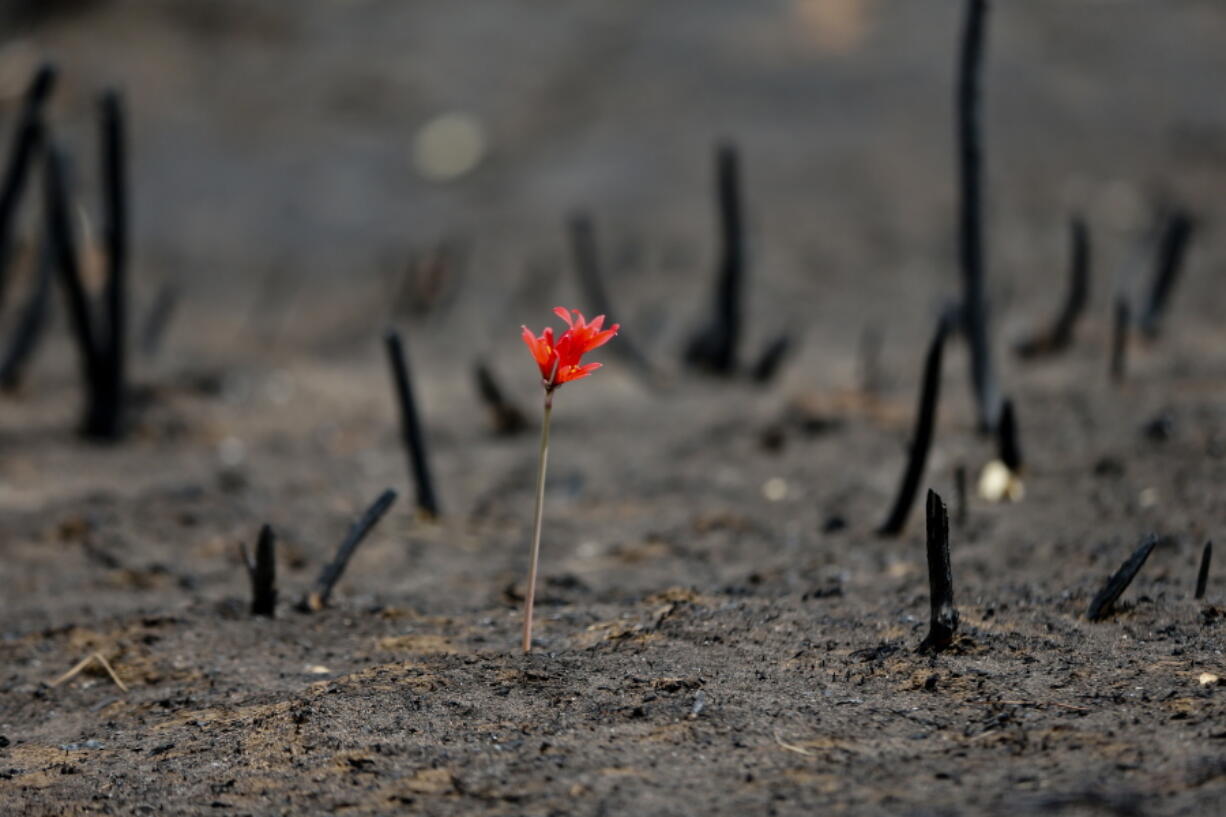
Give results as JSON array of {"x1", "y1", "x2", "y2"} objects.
[{"x1": 3, "y1": 1, "x2": 1226, "y2": 815}]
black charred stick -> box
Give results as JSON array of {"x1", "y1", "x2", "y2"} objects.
[
  {"x1": 1016, "y1": 216, "x2": 1090, "y2": 359},
  {"x1": 567, "y1": 213, "x2": 652, "y2": 376},
  {"x1": 84, "y1": 91, "x2": 128, "y2": 440},
  {"x1": 685, "y1": 143, "x2": 744, "y2": 375},
  {"x1": 955, "y1": 0, "x2": 1000, "y2": 433},
  {"x1": 878, "y1": 309, "x2": 955, "y2": 536},
  {"x1": 1195, "y1": 540, "x2": 1212, "y2": 600},
  {"x1": 0, "y1": 63, "x2": 56, "y2": 310},
  {"x1": 997, "y1": 397, "x2": 1022, "y2": 472},
  {"x1": 1140, "y1": 210, "x2": 1195, "y2": 338},
  {"x1": 1087, "y1": 535, "x2": 1157, "y2": 621},
  {"x1": 750, "y1": 332, "x2": 792, "y2": 384},
  {"x1": 474, "y1": 359, "x2": 527, "y2": 435},
  {"x1": 45, "y1": 143, "x2": 103, "y2": 409},
  {"x1": 239, "y1": 524, "x2": 277, "y2": 617},
  {"x1": 302, "y1": 488, "x2": 398, "y2": 611},
  {"x1": 919, "y1": 490, "x2": 958, "y2": 652},
  {"x1": 385, "y1": 330, "x2": 440, "y2": 518},
  {"x1": 715, "y1": 143, "x2": 745, "y2": 362},
  {"x1": 0, "y1": 233, "x2": 52, "y2": 391},
  {"x1": 1110, "y1": 295, "x2": 1130, "y2": 384}
]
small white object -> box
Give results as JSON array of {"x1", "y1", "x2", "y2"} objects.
[
  {"x1": 977, "y1": 459, "x2": 1023, "y2": 503},
  {"x1": 412, "y1": 112, "x2": 487, "y2": 181},
  {"x1": 762, "y1": 477, "x2": 788, "y2": 502}
]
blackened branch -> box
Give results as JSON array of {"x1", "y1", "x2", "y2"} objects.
[
  {"x1": 567, "y1": 212, "x2": 652, "y2": 375},
  {"x1": 685, "y1": 142, "x2": 744, "y2": 375},
  {"x1": 878, "y1": 308, "x2": 955, "y2": 536},
  {"x1": 0, "y1": 233, "x2": 52, "y2": 390},
  {"x1": 0, "y1": 62, "x2": 56, "y2": 310},
  {"x1": 45, "y1": 143, "x2": 103, "y2": 408},
  {"x1": 956, "y1": 0, "x2": 999, "y2": 432},
  {"x1": 1195, "y1": 540, "x2": 1212, "y2": 601},
  {"x1": 1087, "y1": 535, "x2": 1157, "y2": 621},
  {"x1": 385, "y1": 330, "x2": 441, "y2": 518},
  {"x1": 84, "y1": 90, "x2": 128, "y2": 440},
  {"x1": 303, "y1": 489, "x2": 398, "y2": 611},
  {"x1": 1016, "y1": 215, "x2": 1090, "y2": 359},
  {"x1": 919, "y1": 489, "x2": 959, "y2": 652},
  {"x1": 997, "y1": 397, "x2": 1022, "y2": 472},
  {"x1": 1140, "y1": 209, "x2": 1195, "y2": 338},
  {"x1": 750, "y1": 332, "x2": 793, "y2": 384},
  {"x1": 474, "y1": 359, "x2": 527, "y2": 435},
  {"x1": 240, "y1": 524, "x2": 277, "y2": 617}
]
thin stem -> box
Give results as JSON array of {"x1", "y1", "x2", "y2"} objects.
[{"x1": 522, "y1": 394, "x2": 554, "y2": 653}]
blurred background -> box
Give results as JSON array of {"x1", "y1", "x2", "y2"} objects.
[
  {"x1": 3, "y1": 0, "x2": 1226, "y2": 644},
  {"x1": 1, "y1": 0, "x2": 1224, "y2": 382}
]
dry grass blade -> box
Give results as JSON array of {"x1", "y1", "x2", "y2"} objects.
[{"x1": 51, "y1": 652, "x2": 128, "y2": 693}]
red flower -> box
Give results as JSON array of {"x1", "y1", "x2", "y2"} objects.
[{"x1": 522, "y1": 307, "x2": 619, "y2": 390}]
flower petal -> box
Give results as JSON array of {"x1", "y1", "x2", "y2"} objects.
[
  {"x1": 585, "y1": 324, "x2": 620, "y2": 351},
  {"x1": 559, "y1": 362, "x2": 601, "y2": 383}
]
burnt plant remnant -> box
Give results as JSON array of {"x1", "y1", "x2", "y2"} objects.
[
  {"x1": 0, "y1": 62, "x2": 56, "y2": 310},
  {"x1": 302, "y1": 489, "x2": 398, "y2": 612},
  {"x1": 474, "y1": 359, "x2": 527, "y2": 435},
  {"x1": 1140, "y1": 210, "x2": 1194, "y2": 338},
  {"x1": 90, "y1": 90, "x2": 129, "y2": 440},
  {"x1": 385, "y1": 330, "x2": 441, "y2": 518},
  {"x1": 685, "y1": 143, "x2": 744, "y2": 376},
  {"x1": 567, "y1": 213, "x2": 651, "y2": 376},
  {"x1": 239, "y1": 524, "x2": 277, "y2": 617},
  {"x1": 1195, "y1": 540, "x2": 1212, "y2": 601},
  {"x1": 997, "y1": 398, "x2": 1022, "y2": 472},
  {"x1": 392, "y1": 239, "x2": 465, "y2": 320},
  {"x1": 1086, "y1": 535, "x2": 1157, "y2": 621},
  {"x1": 1016, "y1": 216, "x2": 1090, "y2": 359},
  {"x1": 955, "y1": 0, "x2": 1000, "y2": 433},
  {"x1": 40, "y1": 92, "x2": 130, "y2": 440},
  {"x1": 750, "y1": 332, "x2": 793, "y2": 384},
  {"x1": 1110, "y1": 295, "x2": 1130, "y2": 384},
  {"x1": 879, "y1": 308, "x2": 955, "y2": 536},
  {"x1": 919, "y1": 489, "x2": 958, "y2": 652},
  {"x1": 45, "y1": 145, "x2": 102, "y2": 412},
  {"x1": 0, "y1": 236, "x2": 52, "y2": 391}
]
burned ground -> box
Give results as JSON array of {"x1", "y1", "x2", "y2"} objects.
[{"x1": 3, "y1": 2, "x2": 1226, "y2": 815}]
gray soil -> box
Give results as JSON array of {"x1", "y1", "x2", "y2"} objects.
[{"x1": 2, "y1": 2, "x2": 1226, "y2": 815}]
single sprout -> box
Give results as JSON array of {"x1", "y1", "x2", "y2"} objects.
[{"x1": 519, "y1": 307, "x2": 618, "y2": 652}]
